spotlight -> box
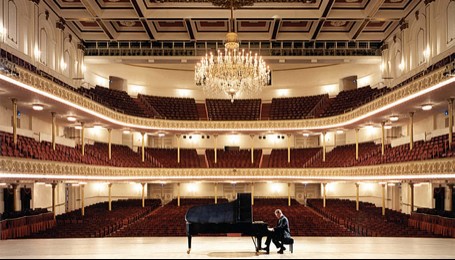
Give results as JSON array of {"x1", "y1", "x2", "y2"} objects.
[{"x1": 67, "y1": 116, "x2": 77, "y2": 122}]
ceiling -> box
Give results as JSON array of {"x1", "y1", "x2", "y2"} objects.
[{"x1": 43, "y1": 0, "x2": 420, "y2": 42}]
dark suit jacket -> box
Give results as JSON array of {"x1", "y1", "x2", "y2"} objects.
[{"x1": 274, "y1": 215, "x2": 291, "y2": 239}]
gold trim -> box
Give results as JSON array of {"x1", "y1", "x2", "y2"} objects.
[{"x1": 1, "y1": 156, "x2": 454, "y2": 182}]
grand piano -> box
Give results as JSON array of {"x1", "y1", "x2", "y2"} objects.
[{"x1": 185, "y1": 193, "x2": 269, "y2": 254}]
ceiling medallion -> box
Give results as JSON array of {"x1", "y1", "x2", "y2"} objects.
[
  {"x1": 209, "y1": 0, "x2": 255, "y2": 9},
  {"x1": 120, "y1": 21, "x2": 137, "y2": 27},
  {"x1": 330, "y1": 21, "x2": 347, "y2": 27},
  {"x1": 196, "y1": 0, "x2": 270, "y2": 102}
]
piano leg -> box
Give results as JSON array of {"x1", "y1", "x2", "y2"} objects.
[
  {"x1": 257, "y1": 236, "x2": 263, "y2": 251},
  {"x1": 187, "y1": 235, "x2": 192, "y2": 254},
  {"x1": 252, "y1": 236, "x2": 262, "y2": 254}
]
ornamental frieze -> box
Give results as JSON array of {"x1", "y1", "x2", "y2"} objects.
[{"x1": 1, "y1": 157, "x2": 454, "y2": 182}]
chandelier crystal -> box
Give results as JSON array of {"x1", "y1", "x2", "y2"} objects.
[{"x1": 195, "y1": 0, "x2": 270, "y2": 102}]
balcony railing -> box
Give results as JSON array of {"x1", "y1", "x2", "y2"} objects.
[{"x1": 84, "y1": 40, "x2": 382, "y2": 57}]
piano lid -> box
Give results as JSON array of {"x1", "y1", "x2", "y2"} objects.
[{"x1": 185, "y1": 193, "x2": 253, "y2": 224}]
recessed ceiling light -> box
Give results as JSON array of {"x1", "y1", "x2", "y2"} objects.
[
  {"x1": 303, "y1": 133, "x2": 310, "y2": 137},
  {"x1": 384, "y1": 124, "x2": 393, "y2": 130},
  {"x1": 336, "y1": 130, "x2": 344, "y2": 135},
  {"x1": 67, "y1": 116, "x2": 77, "y2": 122},
  {"x1": 93, "y1": 125, "x2": 103, "y2": 130},
  {"x1": 421, "y1": 104, "x2": 433, "y2": 111},
  {"x1": 389, "y1": 115, "x2": 399, "y2": 122},
  {"x1": 74, "y1": 125, "x2": 82, "y2": 130},
  {"x1": 123, "y1": 130, "x2": 131, "y2": 135},
  {"x1": 158, "y1": 133, "x2": 165, "y2": 137},
  {"x1": 32, "y1": 104, "x2": 44, "y2": 111}
]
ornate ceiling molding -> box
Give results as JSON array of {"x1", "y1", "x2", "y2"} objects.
[
  {"x1": 3, "y1": 65, "x2": 451, "y2": 133},
  {"x1": 1, "y1": 156, "x2": 454, "y2": 182}
]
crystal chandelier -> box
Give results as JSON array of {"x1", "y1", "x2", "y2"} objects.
[{"x1": 195, "y1": 0, "x2": 270, "y2": 102}]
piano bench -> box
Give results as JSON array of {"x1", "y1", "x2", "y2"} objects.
[{"x1": 282, "y1": 237, "x2": 294, "y2": 253}]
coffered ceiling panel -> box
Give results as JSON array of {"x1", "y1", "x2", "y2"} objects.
[{"x1": 44, "y1": 0, "x2": 421, "y2": 42}]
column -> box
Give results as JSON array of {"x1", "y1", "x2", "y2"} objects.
[
  {"x1": 449, "y1": 99, "x2": 454, "y2": 147},
  {"x1": 177, "y1": 183, "x2": 181, "y2": 207},
  {"x1": 250, "y1": 135, "x2": 254, "y2": 165},
  {"x1": 382, "y1": 183, "x2": 386, "y2": 216},
  {"x1": 410, "y1": 183, "x2": 415, "y2": 213},
  {"x1": 141, "y1": 133, "x2": 146, "y2": 163},
  {"x1": 108, "y1": 129, "x2": 112, "y2": 161},
  {"x1": 141, "y1": 183, "x2": 146, "y2": 208},
  {"x1": 81, "y1": 184, "x2": 85, "y2": 217},
  {"x1": 251, "y1": 183, "x2": 255, "y2": 206},
  {"x1": 81, "y1": 122, "x2": 85, "y2": 156},
  {"x1": 177, "y1": 135, "x2": 181, "y2": 164},
  {"x1": 214, "y1": 183, "x2": 218, "y2": 204},
  {"x1": 288, "y1": 183, "x2": 291, "y2": 206},
  {"x1": 287, "y1": 135, "x2": 291, "y2": 164},
  {"x1": 323, "y1": 183, "x2": 327, "y2": 208},
  {"x1": 11, "y1": 184, "x2": 18, "y2": 212},
  {"x1": 52, "y1": 182, "x2": 57, "y2": 219},
  {"x1": 381, "y1": 121, "x2": 386, "y2": 156},
  {"x1": 214, "y1": 135, "x2": 218, "y2": 164},
  {"x1": 51, "y1": 112, "x2": 56, "y2": 151},
  {"x1": 322, "y1": 132, "x2": 326, "y2": 162},
  {"x1": 355, "y1": 129, "x2": 359, "y2": 161},
  {"x1": 447, "y1": 184, "x2": 453, "y2": 212},
  {"x1": 108, "y1": 183, "x2": 112, "y2": 211},
  {"x1": 409, "y1": 112, "x2": 414, "y2": 151},
  {"x1": 355, "y1": 183, "x2": 360, "y2": 211},
  {"x1": 12, "y1": 99, "x2": 17, "y2": 145}
]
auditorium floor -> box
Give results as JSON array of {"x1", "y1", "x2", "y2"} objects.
[{"x1": 0, "y1": 237, "x2": 454, "y2": 259}]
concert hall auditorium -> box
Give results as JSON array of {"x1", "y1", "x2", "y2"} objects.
[{"x1": 0, "y1": 0, "x2": 454, "y2": 258}]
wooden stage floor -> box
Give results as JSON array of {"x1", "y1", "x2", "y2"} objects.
[{"x1": 0, "y1": 237, "x2": 454, "y2": 259}]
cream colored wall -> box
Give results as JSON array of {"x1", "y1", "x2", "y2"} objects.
[
  {"x1": 174, "y1": 134, "x2": 294, "y2": 150},
  {"x1": 9, "y1": 180, "x2": 449, "y2": 216},
  {"x1": 32, "y1": 182, "x2": 65, "y2": 215},
  {"x1": 344, "y1": 127, "x2": 382, "y2": 145},
  {"x1": 0, "y1": 105, "x2": 12, "y2": 127},
  {"x1": 171, "y1": 182, "x2": 295, "y2": 199},
  {"x1": 84, "y1": 62, "x2": 382, "y2": 102},
  {"x1": 84, "y1": 128, "x2": 124, "y2": 145},
  {"x1": 400, "y1": 182, "x2": 434, "y2": 215},
  {"x1": 0, "y1": 0, "x2": 84, "y2": 90},
  {"x1": 382, "y1": 0, "x2": 455, "y2": 90},
  {"x1": 323, "y1": 182, "x2": 384, "y2": 207},
  {"x1": 65, "y1": 182, "x2": 147, "y2": 214}
]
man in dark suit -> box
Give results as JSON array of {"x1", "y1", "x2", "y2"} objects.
[{"x1": 262, "y1": 209, "x2": 291, "y2": 254}]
